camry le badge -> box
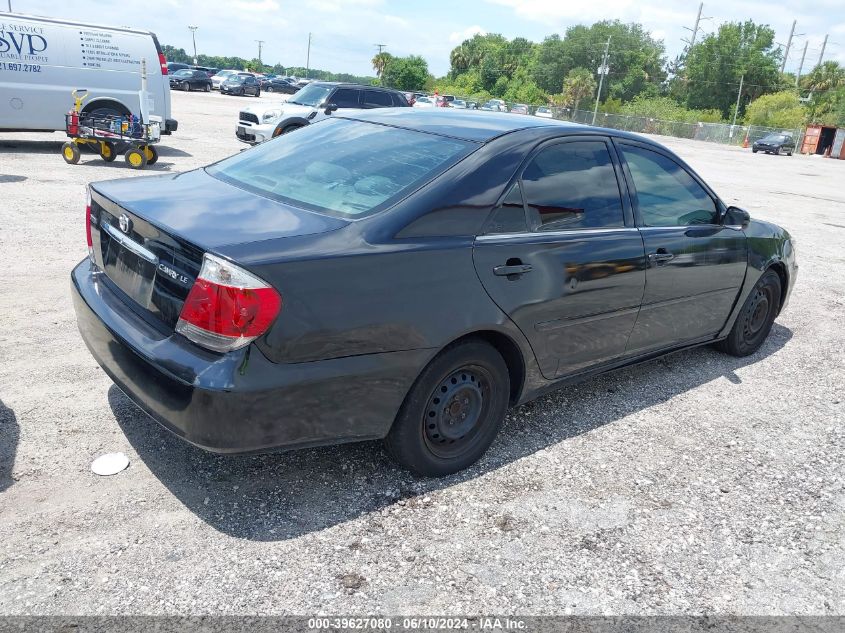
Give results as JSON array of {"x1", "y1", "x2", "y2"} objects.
[{"x1": 118, "y1": 213, "x2": 131, "y2": 233}]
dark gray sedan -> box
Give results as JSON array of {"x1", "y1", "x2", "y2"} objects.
[
  {"x1": 72, "y1": 110, "x2": 796, "y2": 476},
  {"x1": 752, "y1": 133, "x2": 796, "y2": 155}
]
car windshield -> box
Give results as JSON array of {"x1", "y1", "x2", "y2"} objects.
[
  {"x1": 227, "y1": 75, "x2": 246, "y2": 83},
  {"x1": 173, "y1": 69, "x2": 193, "y2": 77},
  {"x1": 288, "y1": 84, "x2": 333, "y2": 106},
  {"x1": 217, "y1": 70, "x2": 236, "y2": 77},
  {"x1": 762, "y1": 134, "x2": 787, "y2": 142},
  {"x1": 207, "y1": 118, "x2": 476, "y2": 218},
  {"x1": 416, "y1": 97, "x2": 431, "y2": 103}
]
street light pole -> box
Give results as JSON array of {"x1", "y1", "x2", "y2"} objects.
[
  {"x1": 188, "y1": 26, "x2": 198, "y2": 65},
  {"x1": 255, "y1": 40, "x2": 265, "y2": 65},
  {"x1": 305, "y1": 32, "x2": 312, "y2": 79}
]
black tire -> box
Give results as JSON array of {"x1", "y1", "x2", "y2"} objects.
[
  {"x1": 385, "y1": 340, "x2": 510, "y2": 477},
  {"x1": 183, "y1": 82, "x2": 191, "y2": 92},
  {"x1": 61, "y1": 142, "x2": 80, "y2": 164},
  {"x1": 99, "y1": 141, "x2": 117, "y2": 162},
  {"x1": 787, "y1": 150, "x2": 793, "y2": 156},
  {"x1": 774, "y1": 147, "x2": 780, "y2": 155},
  {"x1": 265, "y1": 86, "x2": 273, "y2": 93},
  {"x1": 752, "y1": 148, "x2": 758, "y2": 153},
  {"x1": 143, "y1": 145, "x2": 158, "y2": 165},
  {"x1": 124, "y1": 148, "x2": 147, "y2": 170},
  {"x1": 715, "y1": 270, "x2": 781, "y2": 357}
]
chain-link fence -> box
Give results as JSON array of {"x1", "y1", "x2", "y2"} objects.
[{"x1": 454, "y1": 98, "x2": 803, "y2": 149}]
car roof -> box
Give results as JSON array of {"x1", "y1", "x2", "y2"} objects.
[
  {"x1": 337, "y1": 109, "x2": 662, "y2": 144},
  {"x1": 312, "y1": 82, "x2": 402, "y2": 93},
  {"x1": 337, "y1": 109, "x2": 596, "y2": 142}
]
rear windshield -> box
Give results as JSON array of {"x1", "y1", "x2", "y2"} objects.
[{"x1": 207, "y1": 118, "x2": 475, "y2": 218}]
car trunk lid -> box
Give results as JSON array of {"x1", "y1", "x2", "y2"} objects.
[{"x1": 89, "y1": 169, "x2": 347, "y2": 330}]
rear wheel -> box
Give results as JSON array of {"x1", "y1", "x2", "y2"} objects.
[
  {"x1": 385, "y1": 340, "x2": 509, "y2": 477},
  {"x1": 142, "y1": 145, "x2": 158, "y2": 165},
  {"x1": 124, "y1": 148, "x2": 147, "y2": 170},
  {"x1": 715, "y1": 269, "x2": 781, "y2": 357},
  {"x1": 61, "y1": 142, "x2": 80, "y2": 164},
  {"x1": 99, "y1": 141, "x2": 116, "y2": 162}
]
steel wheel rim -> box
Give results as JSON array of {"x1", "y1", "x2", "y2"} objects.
[
  {"x1": 423, "y1": 365, "x2": 491, "y2": 459},
  {"x1": 744, "y1": 286, "x2": 772, "y2": 339}
]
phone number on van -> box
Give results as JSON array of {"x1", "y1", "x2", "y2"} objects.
[{"x1": 0, "y1": 63, "x2": 42, "y2": 72}]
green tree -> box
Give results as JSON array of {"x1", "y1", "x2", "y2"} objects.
[
  {"x1": 560, "y1": 67, "x2": 596, "y2": 112},
  {"x1": 802, "y1": 61, "x2": 845, "y2": 93},
  {"x1": 533, "y1": 22, "x2": 665, "y2": 102},
  {"x1": 371, "y1": 52, "x2": 393, "y2": 81},
  {"x1": 744, "y1": 91, "x2": 805, "y2": 128},
  {"x1": 382, "y1": 55, "x2": 429, "y2": 90},
  {"x1": 677, "y1": 21, "x2": 782, "y2": 118}
]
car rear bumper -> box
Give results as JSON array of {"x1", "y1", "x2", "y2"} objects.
[{"x1": 71, "y1": 260, "x2": 430, "y2": 454}]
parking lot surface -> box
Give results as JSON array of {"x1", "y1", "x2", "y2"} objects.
[{"x1": 0, "y1": 91, "x2": 844, "y2": 615}]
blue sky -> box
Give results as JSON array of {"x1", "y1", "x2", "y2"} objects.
[{"x1": 7, "y1": 0, "x2": 845, "y2": 77}]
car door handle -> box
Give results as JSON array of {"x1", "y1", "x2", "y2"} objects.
[
  {"x1": 494, "y1": 264, "x2": 533, "y2": 276},
  {"x1": 648, "y1": 250, "x2": 675, "y2": 265}
]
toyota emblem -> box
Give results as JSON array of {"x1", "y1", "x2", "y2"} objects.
[{"x1": 118, "y1": 213, "x2": 131, "y2": 233}]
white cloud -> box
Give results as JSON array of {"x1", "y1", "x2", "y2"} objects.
[{"x1": 449, "y1": 25, "x2": 488, "y2": 44}]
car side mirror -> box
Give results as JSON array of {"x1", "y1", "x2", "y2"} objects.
[
  {"x1": 324, "y1": 103, "x2": 339, "y2": 115},
  {"x1": 724, "y1": 206, "x2": 751, "y2": 228}
]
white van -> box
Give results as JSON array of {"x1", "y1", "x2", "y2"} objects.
[{"x1": 0, "y1": 12, "x2": 177, "y2": 134}]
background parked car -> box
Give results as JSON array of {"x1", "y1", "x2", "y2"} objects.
[
  {"x1": 449, "y1": 99, "x2": 468, "y2": 109},
  {"x1": 169, "y1": 69, "x2": 213, "y2": 92},
  {"x1": 752, "y1": 133, "x2": 796, "y2": 156},
  {"x1": 221, "y1": 73, "x2": 261, "y2": 97},
  {"x1": 191, "y1": 65, "x2": 219, "y2": 77},
  {"x1": 481, "y1": 99, "x2": 507, "y2": 112},
  {"x1": 510, "y1": 103, "x2": 529, "y2": 115},
  {"x1": 535, "y1": 106, "x2": 553, "y2": 118},
  {"x1": 166, "y1": 61, "x2": 190, "y2": 73},
  {"x1": 211, "y1": 69, "x2": 239, "y2": 89},
  {"x1": 413, "y1": 96, "x2": 436, "y2": 108},
  {"x1": 236, "y1": 82, "x2": 409, "y2": 144},
  {"x1": 263, "y1": 77, "x2": 300, "y2": 94}
]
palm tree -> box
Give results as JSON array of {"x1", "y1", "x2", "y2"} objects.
[
  {"x1": 450, "y1": 46, "x2": 469, "y2": 74},
  {"x1": 562, "y1": 67, "x2": 597, "y2": 113},
  {"x1": 372, "y1": 52, "x2": 393, "y2": 82},
  {"x1": 804, "y1": 61, "x2": 845, "y2": 93}
]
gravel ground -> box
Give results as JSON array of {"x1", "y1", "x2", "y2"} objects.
[{"x1": 0, "y1": 91, "x2": 844, "y2": 616}]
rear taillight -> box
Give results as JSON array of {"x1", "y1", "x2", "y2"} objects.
[
  {"x1": 85, "y1": 188, "x2": 94, "y2": 263},
  {"x1": 159, "y1": 53, "x2": 168, "y2": 75},
  {"x1": 176, "y1": 254, "x2": 282, "y2": 353}
]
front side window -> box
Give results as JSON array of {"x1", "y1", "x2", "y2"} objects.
[
  {"x1": 521, "y1": 141, "x2": 625, "y2": 230},
  {"x1": 620, "y1": 144, "x2": 718, "y2": 227},
  {"x1": 331, "y1": 88, "x2": 361, "y2": 108},
  {"x1": 207, "y1": 119, "x2": 475, "y2": 219},
  {"x1": 364, "y1": 90, "x2": 393, "y2": 107}
]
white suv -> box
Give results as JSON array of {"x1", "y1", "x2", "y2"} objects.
[{"x1": 236, "y1": 82, "x2": 410, "y2": 144}]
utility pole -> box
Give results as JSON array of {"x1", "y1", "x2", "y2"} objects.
[
  {"x1": 779, "y1": 20, "x2": 796, "y2": 74},
  {"x1": 6, "y1": 1, "x2": 11, "y2": 12},
  {"x1": 731, "y1": 74, "x2": 744, "y2": 129},
  {"x1": 795, "y1": 40, "x2": 808, "y2": 88},
  {"x1": 817, "y1": 34, "x2": 829, "y2": 68},
  {"x1": 683, "y1": 3, "x2": 707, "y2": 49},
  {"x1": 255, "y1": 40, "x2": 265, "y2": 64},
  {"x1": 591, "y1": 36, "x2": 611, "y2": 126},
  {"x1": 375, "y1": 44, "x2": 387, "y2": 54},
  {"x1": 188, "y1": 26, "x2": 198, "y2": 65},
  {"x1": 305, "y1": 32, "x2": 312, "y2": 79}
]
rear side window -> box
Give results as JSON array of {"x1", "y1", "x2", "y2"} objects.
[
  {"x1": 331, "y1": 88, "x2": 361, "y2": 108},
  {"x1": 207, "y1": 118, "x2": 475, "y2": 219},
  {"x1": 619, "y1": 144, "x2": 718, "y2": 226},
  {"x1": 363, "y1": 90, "x2": 393, "y2": 107},
  {"x1": 391, "y1": 92, "x2": 409, "y2": 107},
  {"x1": 521, "y1": 141, "x2": 624, "y2": 230}
]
